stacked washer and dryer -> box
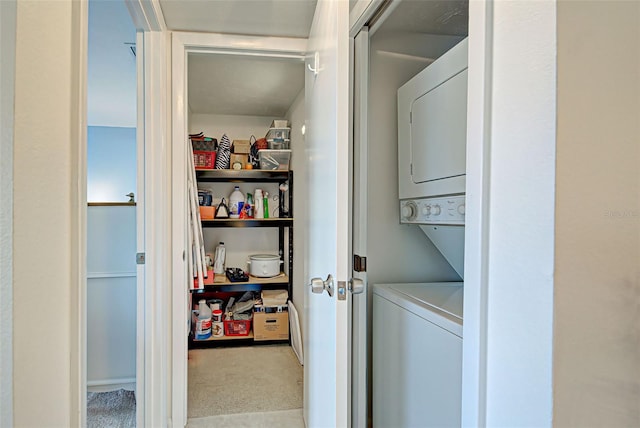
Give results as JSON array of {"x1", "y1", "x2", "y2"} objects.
[{"x1": 373, "y1": 38, "x2": 468, "y2": 427}]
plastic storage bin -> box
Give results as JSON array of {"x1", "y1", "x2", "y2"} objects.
[
  {"x1": 258, "y1": 149, "x2": 291, "y2": 170},
  {"x1": 223, "y1": 316, "x2": 252, "y2": 336},
  {"x1": 267, "y1": 139, "x2": 290, "y2": 149},
  {"x1": 266, "y1": 127, "x2": 291, "y2": 140},
  {"x1": 270, "y1": 119, "x2": 289, "y2": 128}
]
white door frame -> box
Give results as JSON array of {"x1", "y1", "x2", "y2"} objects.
[
  {"x1": 461, "y1": 1, "x2": 492, "y2": 425},
  {"x1": 350, "y1": 0, "x2": 490, "y2": 425},
  {"x1": 170, "y1": 31, "x2": 307, "y2": 427},
  {"x1": 137, "y1": 30, "x2": 172, "y2": 428},
  {"x1": 465, "y1": 1, "x2": 557, "y2": 425},
  {"x1": 351, "y1": 26, "x2": 369, "y2": 428},
  {"x1": 347, "y1": 0, "x2": 494, "y2": 424},
  {"x1": 127, "y1": 1, "x2": 170, "y2": 426},
  {"x1": 71, "y1": 1, "x2": 89, "y2": 426},
  {"x1": 0, "y1": 1, "x2": 17, "y2": 426}
]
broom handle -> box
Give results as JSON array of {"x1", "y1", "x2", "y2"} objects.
[
  {"x1": 187, "y1": 210, "x2": 194, "y2": 289},
  {"x1": 188, "y1": 140, "x2": 208, "y2": 273},
  {"x1": 187, "y1": 143, "x2": 204, "y2": 289}
]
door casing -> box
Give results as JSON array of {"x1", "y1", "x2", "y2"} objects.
[{"x1": 170, "y1": 31, "x2": 306, "y2": 427}]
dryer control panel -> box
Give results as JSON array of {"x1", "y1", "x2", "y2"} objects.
[{"x1": 400, "y1": 195, "x2": 465, "y2": 225}]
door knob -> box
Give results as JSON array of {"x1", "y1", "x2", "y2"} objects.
[
  {"x1": 309, "y1": 274, "x2": 334, "y2": 297},
  {"x1": 349, "y1": 278, "x2": 365, "y2": 294}
]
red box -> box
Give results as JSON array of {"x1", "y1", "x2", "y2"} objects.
[
  {"x1": 223, "y1": 315, "x2": 252, "y2": 336},
  {"x1": 193, "y1": 150, "x2": 216, "y2": 169},
  {"x1": 192, "y1": 269, "x2": 214, "y2": 289}
]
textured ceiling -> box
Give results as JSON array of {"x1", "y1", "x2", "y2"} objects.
[
  {"x1": 376, "y1": 0, "x2": 468, "y2": 36},
  {"x1": 159, "y1": 0, "x2": 317, "y2": 38},
  {"x1": 90, "y1": 0, "x2": 467, "y2": 123},
  {"x1": 188, "y1": 53, "x2": 305, "y2": 117}
]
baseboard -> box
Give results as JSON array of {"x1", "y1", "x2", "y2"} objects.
[{"x1": 87, "y1": 377, "x2": 136, "y2": 393}]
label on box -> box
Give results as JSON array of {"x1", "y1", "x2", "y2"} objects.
[{"x1": 254, "y1": 311, "x2": 289, "y2": 341}]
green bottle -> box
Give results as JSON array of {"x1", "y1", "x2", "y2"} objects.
[{"x1": 263, "y1": 192, "x2": 269, "y2": 219}]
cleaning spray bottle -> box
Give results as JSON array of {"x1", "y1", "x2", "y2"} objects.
[
  {"x1": 254, "y1": 189, "x2": 264, "y2": 219},
  {"x1": 263, "y1": 191, "x2": 269, "y2": 219},
  {"x1": 213, "y1": 242, "x2": 226, "y2": 275}
]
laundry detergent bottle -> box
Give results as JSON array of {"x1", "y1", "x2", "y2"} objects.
[
  {"x1": 229, "y1": 186, "x2": 244, "y2": 219},
  {"x1": 196, "y1": 299, "x2": 212, "y2": 340}
]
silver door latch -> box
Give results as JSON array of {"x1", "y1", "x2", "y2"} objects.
[
  {"x1": 310, "y1": 274, "x2": 334, "y2": 297},
  {"x1": 349, "y1": 278, "x2": 365, "y2": 294}
]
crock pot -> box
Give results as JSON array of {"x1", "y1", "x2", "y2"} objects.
[{"x1": 247, "y1": 254, "x2": 282, "y2": 278}]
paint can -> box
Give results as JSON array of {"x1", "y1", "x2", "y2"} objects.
[{"x1": 212, "y1": 322, "x2": 224, "y2": 337}]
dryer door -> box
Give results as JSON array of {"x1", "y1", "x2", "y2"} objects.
[{"x1": 410, "y1": 69, "x2": 467, "y2": 184}]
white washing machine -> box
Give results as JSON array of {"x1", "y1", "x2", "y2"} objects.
[{"x1": 373, "y1": 282, "x2": 463, "y2": 427}]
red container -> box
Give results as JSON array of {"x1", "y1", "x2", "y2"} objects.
[
  {"x1": 193, "y1": 150, "x2": 216, "y2": 170},
  {"x1": 223, "y1": 316, "x2": 252, "y2": 336}
]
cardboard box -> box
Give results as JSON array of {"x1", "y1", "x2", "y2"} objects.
[
  {"x1": 253, "y1": 310, "x2": 289, "y2": 341},
  {"x1": 230, "y1": 153, "x2": 248, "y2": 170},
  {"x1": 199, "y1": 206, "x2": 215, "y2": 219},
  {"x1": 232, "y1": 140, "x2": 251, "y2": 154}
]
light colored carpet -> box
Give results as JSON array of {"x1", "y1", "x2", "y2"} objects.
[
  {"x1": 87, "y1": 389, "x2": 136, "y2": 428},
  {"x1": 188, "y1": 345, "x2": 303, "y2": 418},
  {"x1": 187, "y1": 409, "x2": 304, "y2": 428}
]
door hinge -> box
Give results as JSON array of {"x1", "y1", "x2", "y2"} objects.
[
  {"x1": 409, "y1": 111, "x2": 412, "y2": 124},
  {"x1": 136, "y1": 252, "x2": 145, "y2": 265},
  {"x1": 354, "y1": 254, "x2": 367, "y2": 272}
]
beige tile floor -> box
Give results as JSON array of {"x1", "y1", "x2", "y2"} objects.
[
  {"x1": 187, "y1": 409, "x2": 305, "y2": 428},
  {"x1": 188, "y1": 345, "x2": 303, "y2": 420}
]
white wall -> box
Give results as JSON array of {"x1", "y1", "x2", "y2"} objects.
[
  {"x1": 87, "y1": 206, "x2": 137, "y2": 390},
  {"x1": 367, "y1": 32, "x2": 464, "y2": 286},
  {"x1": 554, "y1": 2, "x2": 640, "y2": 425},
  {"x1": 13, "y1": 0, "x2": 84, "y2": 425},
  {"x1": 483, "y1": 1, "x2": 556, "y2": 425},
  {"x1": 87, "y1": 126, "x2": 137, "y2": 202},
  {"x1": 189, "y1": 113, "x2": 283, "y2": 269},
  {"x1": 190, "y1": 113, "x2": 274, "y2": 142},
  {"x1": 0, "y1": 0, "x2": 16, "y2": 425},
  {"x1": 87, "y1": 0, "x2": 136, "y2": 128}
]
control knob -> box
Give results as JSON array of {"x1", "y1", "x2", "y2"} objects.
[
  {"x1": 458, "y1": 204, "x2": 466, "y2": 215},
  {"x1": 401, "y1": 202, "x2": 417, "y2": 221}
]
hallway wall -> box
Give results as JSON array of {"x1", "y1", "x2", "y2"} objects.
[
  {"x1": 554, "y1": 1, "x2": 640, "y2": 425},
  {"x1": 12, "y1": 0, "x2": 84, "y2": 425}
]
